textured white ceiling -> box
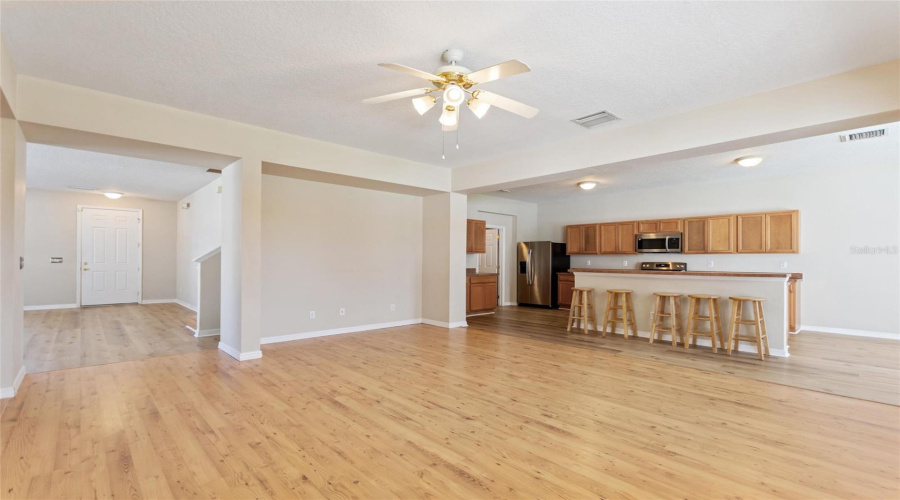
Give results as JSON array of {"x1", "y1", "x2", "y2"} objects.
[
  {"x1": 488, "y1": 122, "x2": 899, "y2": 204},
  {"x1": 26, "y1": 143, "x2": 219, "y2": 201},
  {"x1": 2, "y1": 2, "x2": 898, "y2": 169}
]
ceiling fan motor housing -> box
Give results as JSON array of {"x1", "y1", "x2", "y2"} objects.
[{"x1": 437, "y1": 48, "x2": 471, "y2": 82}]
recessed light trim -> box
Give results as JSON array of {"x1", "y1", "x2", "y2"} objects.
[
  {"x1": 104, "y1": 192, "x2": 123, "y2": 199},
  {"x1": 578, "y1": 181, "x2": 598, "y2": 190},
  {"x1": 736, "y1": 156, "x2": 764, "y2": 167}
]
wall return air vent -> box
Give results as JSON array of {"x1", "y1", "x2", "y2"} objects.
[
  {"x1": 839, "y1": 128, "x2": 886, "y2": 142},
  {"x1": 571, "y1": 111, "x2": 620, "y2": 129}
]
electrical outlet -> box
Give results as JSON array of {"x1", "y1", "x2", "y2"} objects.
[
  {"x1": 309, "y1": 311, "x2": 315, "y2": 319},
  {"x1": 707, "y1": 260, "x2": 715, "y2": 268},
  {"x1": 339, "y1": 307, "x2": 346, "y2": 316},
  {"x1": 780, "y1": 261, "x2": 788, "y2": 269},
  {"x1": 622, "y1": 260, "x2": 628, "y2": 267},
  {"x1": 390, "y1": 304, "x2": 396, "y2": 311},
  {"x1": 586, "y1": 260, "x2": 591, "y2": 266}
]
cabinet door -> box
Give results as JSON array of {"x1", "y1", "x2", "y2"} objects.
[
  {"x1": 766, "y1": 211, "x2": 798, "y2": 253},
  {"x1": 472, "y1": 220, "x2": 487, "y2": 253},
  {"x1": 483, "y1": 280, "x2": 498, "y2": 310},
  {"x1": 707, "y1": 216, "x2": 735, "y2": 253},
  {"x1": 658, "y1": 219, "x2": 683, "y2": 232},
  {"x1": 683, "y1": 218, "x2": 707, "y2": 254},
  {"x1": 466, "y1": 278, "x2": 472, "y2": 313},
  {"x1": 599, "y1": 224, "x2": 618, "y2": 254},
  {"x1": 617, "y1": 222, "x2": 636, "y2": 254},
  {"x1": 637, "y1": 220, "x2": 659, "y2": 234},
  {"x1": 582, "y1": 224, "x2": 599, "y2": 254},
  {"x1": 737, "y1": 214, "x2": 766, "y2": 253},
  {"x1": 566, "y1": 225, "x2": 583, "y2": 255},
  {"x1": 470, "y1": 283, "x2": 486, "y2": 312},
  {"x1": 558, "y1": 276, "x2": 573, "y2": 308},
  {"x1": 466, "y1": 220, "x2": 475, "y2": 253}
]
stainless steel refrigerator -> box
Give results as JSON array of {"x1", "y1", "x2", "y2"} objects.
[{"x1": 517, "y1": 241, "x2": 570, "y2": 308}]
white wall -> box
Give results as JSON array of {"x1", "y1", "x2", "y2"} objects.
[
  {"x1": 467, "y1": 194, "x2": 539, "y2": 304},
  {"x1": 260, "y1": 175, "x2": 423, "y2": 339},
  {"x1": 0, "y1": 116, "x2": 26, "y2": 397},
  {"x1": 23, "y1": 189, "x2": 177, "y2": 306},
  {"x1": 537, "y1": 159, "x2": 900, "y2": 334},
  {"x1": 175, "y1": 178, "x2": 222, "y2": 308}
]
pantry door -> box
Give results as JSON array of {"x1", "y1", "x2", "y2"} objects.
[{"x1": 80, "y1": 207, "x2": 142, "y2": 306}]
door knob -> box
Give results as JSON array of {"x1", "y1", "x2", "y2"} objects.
[{"x1": 83, "y1": 267, "x2": 89, "y2": 271}]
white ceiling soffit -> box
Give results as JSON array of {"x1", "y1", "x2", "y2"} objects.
[
  {"x1": 487, "y1": 122, "x2": 899, "y2": 204},
  {"x1": 1, "y1": 2, "x2": 898, "y2": 169},
  {"x1": 26, "y1": 143, "x2": 220, "y2": 201}
]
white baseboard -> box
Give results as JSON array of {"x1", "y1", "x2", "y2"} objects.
[
  {"x1": 0, "y1": 366, "x2": 27, "y2": 399},
  {"x1": 422, "y1": 319, "x2": 468, "y2": 328},
  {"x1": 218, "y1": 342, "x2": 262, "y2": 361},
  {"x1": 262, "y1": 319, "x2": 422, "y2": 345},
  {"x1": 24, "y1": 303, "x2": 78, "y2": 311},
  {"x1": 196, "y1": 328, "x2": 220, "y2": 338},
  {"x1": 799, "y1": 325, "x2": 900, "y2": 340},
  {"x1": 581, "y1": 325, "x2": 789, "y2": 357}
]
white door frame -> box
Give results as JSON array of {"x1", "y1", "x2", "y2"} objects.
[
  {"x1": 76, "y1": 205, "x2": 143, "y2": 307},
  {"x1": 486, "y1": 224, "x2": 505, "y2": 306}
]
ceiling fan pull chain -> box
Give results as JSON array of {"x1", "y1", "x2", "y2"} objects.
[
  {"x1": 442, "y1": 131, "x2": 445, "y2": 160},
  {"x1": 456, "y1": 127, "x2": 460, "y2": 150}
]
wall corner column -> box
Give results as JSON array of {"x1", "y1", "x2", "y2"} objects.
[{"x1": 422, "y1": 192, "x2": 467, "y2": 328}]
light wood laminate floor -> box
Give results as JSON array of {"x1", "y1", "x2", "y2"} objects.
[
  {"x1": 3, "y1": 322, "x2": 899, "y2": 499},
  {"x1": 468, "y1": 306, "x2": 900, "y2": 405},
  {"x1": 23, "y1": 303, "x2": 217, "y2": 373}
]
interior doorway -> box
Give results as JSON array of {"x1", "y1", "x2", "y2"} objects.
[
  {"x1": 78, "y1": 206, "x2": 142, "y2": 306},
  {"x1": 479, "y1": 226, "x2": 503, "y2": 306}
]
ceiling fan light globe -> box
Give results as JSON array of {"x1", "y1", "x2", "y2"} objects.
[
  {"x1": 736, "y1": 156, "x2": 764, "y2": 167},
  {"x1": 577, "y1": 182, "x2": 597, "y2": 191},
  {"x1": 467, "y1": 98, "x2": 491, "y2": 119},
  {"x1": 443, "y1": 84, "x2": 465, "y2": 106},
  {"x1": 104, "y1": 192, "x2": 123, "y2": 199},
  {"x1": 439, "y1": 105, "x2": 458, "y2": 127},
  {"x1": 412, "y1": 95, "x2": 436, "y2": 115}
]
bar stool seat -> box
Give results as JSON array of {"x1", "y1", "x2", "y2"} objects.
[
  {"x1": 649, "y1": 293, "x2": 683, "y2": 346},
  {"x1": 602, "y1": 290, "x2": 637, "y2": 339},
  {"x1": 685, "y1": 294, "x2": 725, "y2": 353},
  {"x1": 566, "y1": 287, "x2": 596, "y2": 334},
  {"x1": 727, "y1": 297, "x2": 770, "y2": 360}
]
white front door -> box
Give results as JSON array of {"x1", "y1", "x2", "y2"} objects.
[{"x1": 81, "y1": 208, "x2": 142, "y2": 306}]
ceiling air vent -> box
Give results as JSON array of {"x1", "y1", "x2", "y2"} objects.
[
  {"x1": 571, "y1": 111, "x2": 620, "y2": 129},
  {"x1": 839, "y1": 128, "x2": 886, "y2": 142}
]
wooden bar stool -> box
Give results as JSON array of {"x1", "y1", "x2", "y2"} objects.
[
  {"x1": 602, "y1": 290, "x2": 637, "y2": 339},
  {"x1": 684, "y1": 295, "x2": 725, "y2": 352},
  {"x1": 649, "y1": 293, "x2": 683, "y2": 346},
  {"x1": 727, "y1": 297, "x2": 770, "y2": 360},
  {"x1": 566, "y1": 287, "x2": 596, "y2": 334}
]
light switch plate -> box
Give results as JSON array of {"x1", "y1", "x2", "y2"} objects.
[
  {"x1": 707, "y1": 260, "x2": 714, "y2": 268},
  {"x1": 309, "y1": 311, "x2": 315, "y2": 319},
  {"x1": 586, "y1": 260, "x2": 591, "y2": 266},
  {"x1": 780, "y1": 261, "x2": 788, "y2": 269},
  {"x1": 622, "y1": 260, "x2": 628, "y2": 267}
]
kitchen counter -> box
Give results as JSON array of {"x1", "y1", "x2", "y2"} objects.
[
  {"x1": 570, "y1": 268, "x2": 802, "y2": 279},
  {"x1": 572, "y1": 269, "x2": 801, "y2": 357},
  {"x1": 466, "y1": 269, "x2": 498, "y2": 276}
]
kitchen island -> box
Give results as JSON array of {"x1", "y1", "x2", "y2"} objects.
[{"x1": 571, "y1": 268, "x2": 801, "y2": 357}]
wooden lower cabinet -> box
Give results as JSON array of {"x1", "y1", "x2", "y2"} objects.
[
  {"x1": 467, "y1": 274, "x2": 498, "y2": 314},
  {"x1": 557, "y1": 273, "x2": 574, "y2": 308}
]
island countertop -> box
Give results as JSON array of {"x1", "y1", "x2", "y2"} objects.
[{"x1": 570, "y1": 269, "x2": 802, "y2": 280}]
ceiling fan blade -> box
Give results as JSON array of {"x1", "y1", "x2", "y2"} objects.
[
  {"x1": 466, "y1": 60, "x2": 531, "y2": 85},
  {"x1": 362, "y1": 88, "x2": 431, "y2": 104},
  {"x1": 378, "y1": 63, "x2": 444, "y2": 82},
  {"x1": 476, "y1": 91, "x2": 539, "y2": 118}
]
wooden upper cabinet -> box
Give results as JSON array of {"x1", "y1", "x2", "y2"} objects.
[
  {"x1": 617, "y1": 222, "x2": 636, "y2": 254},
  {"x1": 766, "y1": 211, "x2": 799, "y2": 253},
  {"x1": 637, "y1": 220, "x2": 659, "y2": 234},
  {"x1": 599, "y1": 224, "x2": 617, "y2": 254},
  {"x1": 565, "y1": 224, "x2": 599, "y2": 254},
  {"x1": 658, "y1": 219, "x2": 683, "y2": 232},
  {"x1": 737, "y1": 214, "x2": 766, "y2": 253},
  {"x1": 683, "y1": 218, "x2": 707, "y2": 254},
  {"x1": 466, "y1": 219, "x2": 486, "y2": 253},
  {"x1": 707, "y1": 216, "x2": 735, "y2": 253}
]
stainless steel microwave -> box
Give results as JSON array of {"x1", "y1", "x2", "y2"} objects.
[{"x1": 635, "y1": 232, "x2": 682, "y2": 253}]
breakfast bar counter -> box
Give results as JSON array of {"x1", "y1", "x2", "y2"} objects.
[{"x1": 571, "y1": 268, "x2": 801, "y2": 357}]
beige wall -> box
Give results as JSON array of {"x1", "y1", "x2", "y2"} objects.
[
  {"x1": 537, "y1": 157, "x2": 900, "y2": 335},
  {"x1": 260, "y1": 174, "x2": 422, "y2": 338},
  {"x1": 176, "y1": 178, "x2": 222, "y2": 309},
  {"x1": 24, "y1": 189, "x2": 177, "y2": 306}
]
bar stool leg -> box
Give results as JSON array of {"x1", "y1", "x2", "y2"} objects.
[
  {"x1": 566, "y1": 290, "x2": 578, "y2": 332},
  {"x1": 708, "y1": 299, "x2": 719, "y2": 353},
  {"x1": 581, "y1": 291, "x2": 590, "y2": 335},
  {"x1": 713, "y1": 298, "x2": 725, "y2": 348},
  {"x1": 758, "y1": 301, "x2": 770, "y2": 356},
  {"x1": 670, "y1": 296, "x2": 682, "y2": 346},
  {"x1": 626, "y1": 293, "x2": 637, "y2": 339},
  {"x1": 684, "y1": 298, "x2": 695, "y2": 349},
  {"x1": 753, "y1": 301, "x2": 765, "y2": 360},
  {"x1": 727, "y1": 298, "x2": 738, "y2": 356},
  {"x1": 649, "y1": 295, "x2": 660, "y2": 344},
  {"x1": 601, "y1": 291, "x2": 612, "y2": 337},
  {"x1": 586, "y1": 292, "x2": 596, "y2": 334}
]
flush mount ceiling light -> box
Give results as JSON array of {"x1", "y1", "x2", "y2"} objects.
[
  {"x1": 363, "y1": 49, "x2": 539, "y2": 159},
  {"x1": 578, "y1": 181, "x2": 598, "y2": 190},
  {"x1": 736, "y1": 156, "x2": 764, "y2": 167},
  {"x1": 104, "y1": 192, "x2": 123, "y2": 199}
]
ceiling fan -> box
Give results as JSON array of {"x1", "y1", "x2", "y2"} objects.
[{"x1": 363, "y1": 49, "x2": 539, "y2": 158}]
